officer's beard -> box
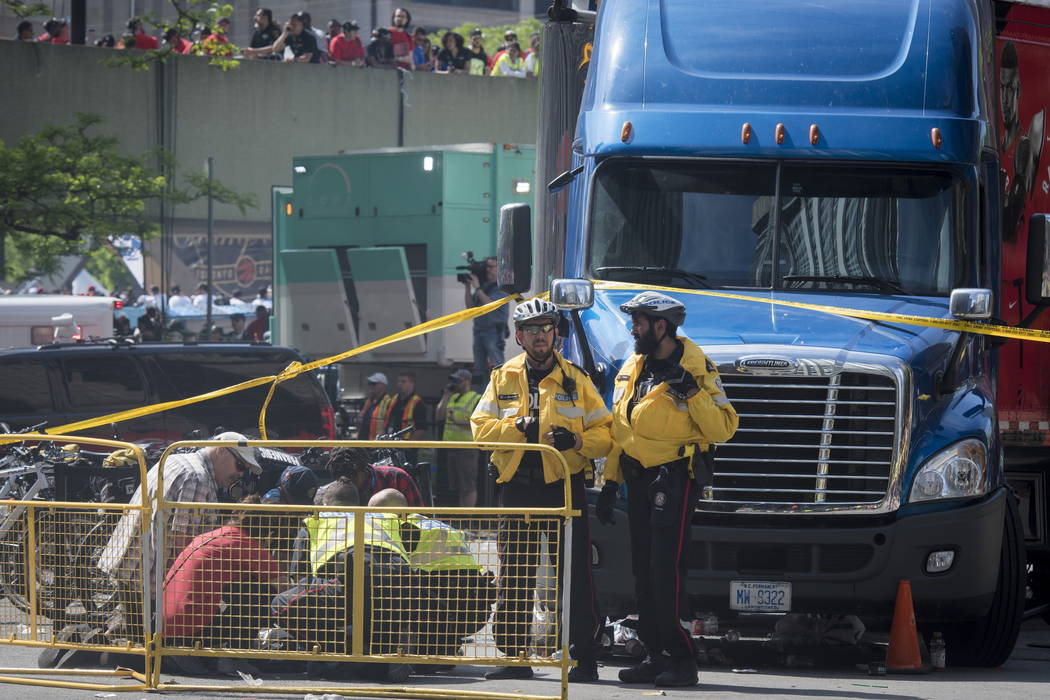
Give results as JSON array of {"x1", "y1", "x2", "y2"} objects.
[
  {"x1": 525, "y1": 344, "x2": 554, "y2": 367},
  {"x1": 634, "y1": 326, "x2": 662, "y2": 355}
]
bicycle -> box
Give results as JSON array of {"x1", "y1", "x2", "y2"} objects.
[
  {"x1": 0, "y1": 426, "x2": 130, "y2": 625},
  {"x1": 374, "y1": 425, "x2": 434, "y2": 507}
]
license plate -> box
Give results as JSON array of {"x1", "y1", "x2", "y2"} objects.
[{"x1": 729, "y1": 580, "x2": 792, "y2": 612}]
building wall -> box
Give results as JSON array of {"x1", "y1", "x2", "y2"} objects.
[{"x1": 0, "y1": 39, "x2": 537, "y2": 294}]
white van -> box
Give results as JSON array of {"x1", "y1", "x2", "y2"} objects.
[{"x1": 0, "y1": 296, "x2": 114, "y2": 348}]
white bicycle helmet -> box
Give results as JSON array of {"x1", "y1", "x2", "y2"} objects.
[
  {"x1": 619, "y1": 291, "x2": 686, "y2": 327},
  {"x1": 513, "y1": 298, "x2": 561, "y2": 327}
]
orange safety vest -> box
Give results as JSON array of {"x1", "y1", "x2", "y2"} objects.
[
  {"x1": 360, "y1": 394, "x2": 394, "y2": 440},
  {"x1": 384, "y1": 394, "x2": 423, "y2": 435}
]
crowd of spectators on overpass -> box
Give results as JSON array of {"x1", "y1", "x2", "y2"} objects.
[{"x1": 12, "y1": 7, "x2": 541, "y2": 78}]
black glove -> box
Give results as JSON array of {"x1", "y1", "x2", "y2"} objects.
[
  {"x1": 515, "y1": 416, "x2": 538, "y2": 442},
  {"x1": 550, "y1": 426, "x2": 577, "y2": 451},
  {"x1": 664, "y1": 364, "x2": 700, "y2": 401},
  {"x1": 596, "y1": 482, "x2": 618, "y2": 525}
]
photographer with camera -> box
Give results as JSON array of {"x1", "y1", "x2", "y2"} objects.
[
  {"x1": 461, "y1": 254, "x2": 508, "y2": 382},
  {"x1": 435, "y1": 369, "x2": 482, "y2": 506}
]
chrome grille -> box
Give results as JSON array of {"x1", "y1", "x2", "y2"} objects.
[{"x1": 705, "y1": 371, "x2": 897, "y2": 511}]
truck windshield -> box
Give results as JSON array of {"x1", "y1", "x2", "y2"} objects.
[{"x1": 588, "y1": 161, "x2": 965, "y2": 294}]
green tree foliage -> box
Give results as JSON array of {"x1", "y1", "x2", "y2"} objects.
[
  {"x1": 1, "y1": 1, "x2": 49, "y2": 18},
  {"x1": 104, "y1": 1, "x2": 239, "y2": 71},
  {"x1": 0, "y1": 113, "x2": 255, "y2": 283}
]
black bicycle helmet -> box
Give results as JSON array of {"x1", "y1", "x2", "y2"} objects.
[{"x1": 619, "y1": 291, "x2": 686, "y2": 327}]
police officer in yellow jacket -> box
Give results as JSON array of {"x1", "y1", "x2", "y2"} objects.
[
  {"x1": 471, "y1": 298, "x2": 612, "y2": 683},
  {"x1": 597, "y1": 291, "x2": 738, "y2": 688}
]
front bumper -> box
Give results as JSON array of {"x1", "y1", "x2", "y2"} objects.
[{"x1": 590, "y1": 487, "x2": 1007, "y2": 626}]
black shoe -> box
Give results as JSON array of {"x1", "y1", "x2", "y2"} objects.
[
  {"x1": 654, "y1": 657, "x2": 698, "y2": 688},
  {"x1": 168, "y1": 655, "x2": 213, "y2": 676},
  {"x1": 383, "y1": 663, "x2": 413, "y2": 683},
  {"x1": 568, "y1": 659, "x2": 599, "y2": 682},
  {"x1": 38, "y1": 625, "x2": 80, "y2": 668},
  {"x1": 618, "y1": 655, "x2": 667, "y2": 684},
  {"x1": 485, "y1": 665, "x2": 534, "y2": 680}
]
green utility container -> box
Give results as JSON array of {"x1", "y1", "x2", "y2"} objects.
[{"x1": 273, "y1": 144, "x2": 535, "y2": 369}]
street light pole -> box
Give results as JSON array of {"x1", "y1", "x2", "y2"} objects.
[{"x1": 205, "y1": 156, "x2": 214, "y2": 335}]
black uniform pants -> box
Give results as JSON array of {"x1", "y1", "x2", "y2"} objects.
[
  {"x1": 625, "y1": 459, "x2": 699, "y2": 661},
  {"x1": 494, "y1": 471, "x2": 598, "y2": 662}
]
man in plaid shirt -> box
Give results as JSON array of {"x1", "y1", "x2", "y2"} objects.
[
  {"x1": 98, "y1": 432, "x2": 262, "y2": 639},
  {"x1": 314, "y1": 447, "x2": 423, "y2": 507}
]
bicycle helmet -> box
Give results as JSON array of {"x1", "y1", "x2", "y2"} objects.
[
  {"x1": 619, "y1": 291, "x2": 686, "y2": 327},
  {"x1": 513, "y1": 298, "x2": 560, "y2": 327}
]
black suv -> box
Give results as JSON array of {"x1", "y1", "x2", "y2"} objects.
[{"x1": 0, "y1": 342, "x2": 335, "y2": 443}]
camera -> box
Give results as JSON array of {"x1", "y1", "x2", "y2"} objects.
[{"x1": 456, "y1": 251, "x2": 489, "y2": 286}]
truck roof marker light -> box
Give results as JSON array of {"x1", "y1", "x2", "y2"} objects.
[
  {"x1": 809, "y1": 124, "x2": 820, "y2": 145},
  {"x1": 775, "y1": 123, "x2": 786, "y2": 144},
  {"x1": 285, "y1": 203, "x2": 293, "y2": 216},
  {"x1": 741, "y1": 123, "x2": 753, "y2": 144},
  {"x1": 620, "y1": 121, "x2": 633, "y2": 143},
  {"x1": 931, "y1": 127, "x2": 942, "y2": 149}
]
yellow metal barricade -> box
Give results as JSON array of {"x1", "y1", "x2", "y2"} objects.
[
  {"x1": 152, "y1": 439, "x2": 577, "y2": 700},
  {"x1": 0, "y1": 434, "x2": 152, "y2": 692}
]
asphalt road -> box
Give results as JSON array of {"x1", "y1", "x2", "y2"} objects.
[{"x1": 0, "y1": 619, "x2": 1045, "y2": 699}]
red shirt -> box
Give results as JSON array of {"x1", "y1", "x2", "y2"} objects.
[
  {"x1": 163, "y1": 526, "x2": 280, "y2": 638},
  {"x1": 37, "y1": 33, "x2": 69, "y2": 44},
  {"x1": 389, "y1": 28, "x2": 414, "y2": 69},
  {"x1": 173, "y1": 38, "x2": 193, "y2": 54},
  {"x1": 330, "y1": 35, "x2": 365, "y2": 62},
  {"x1": 245, "y1": 317, "x2": 269, "y2": 340},
  {"x1": 202, "y1": 33, "x2": 233, "y2": 56},
  {"x1": 134, "y1": 33, "x2": 159, "y2": 49}
]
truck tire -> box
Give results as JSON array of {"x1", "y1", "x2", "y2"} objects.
[{"x1": 946, "y1": 492, "x2": 1025, "y2": 666}]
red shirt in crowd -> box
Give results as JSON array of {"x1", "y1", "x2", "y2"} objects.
[
  {"x1": 202, "y1": 33, "x2": 233, "y2": 56},
  {"x1": 389, "y1": 28, "x2": 414, "y2": 69},
  {"x1": 163, "y1": 525, "x2": 281, "y2": 638},
  {"x1": 172, "y1": 38, "x2": 193, "y2": 54},
  {"x1": 329, "y1": 35, "x2": 365, "y2": 63},
  {"x1": 133, "y1": 33, "x2": 159, "y2": 49},
  {"x1": 245, "y1": 316, "x2": 269, "y2": 340},
  {"x1": 37, "y1": 32, "x2": 69, "y2": 44}
]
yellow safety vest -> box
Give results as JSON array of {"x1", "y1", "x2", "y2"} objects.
[
  {"x1": 305, "y1": 511, "x2": 408, "y2": 574},
  {"x1": 442, "y1": 391, "x2": 480, "y2": 442},
  {"x1": 405, "y1": 514, "x2": 480, "y2": 572}
]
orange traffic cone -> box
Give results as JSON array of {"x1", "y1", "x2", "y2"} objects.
[{"x1": 885, "y1": 579, "x2": 928, "y2": 673}]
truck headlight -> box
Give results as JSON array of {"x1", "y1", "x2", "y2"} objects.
[{"x1": 909, "y1": 439, "x2": 987, "y2": 503}]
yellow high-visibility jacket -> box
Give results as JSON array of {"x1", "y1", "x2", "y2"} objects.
[
  {"x1": 471, "y1": 351, "x2": 612, "y2": 483},
  {"x1": 605, "y1": 337, "x2": 738, "y2": 483}
]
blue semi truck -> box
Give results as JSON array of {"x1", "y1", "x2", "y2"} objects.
[{"x1": 497, "y1": 0, "x2": 1050, "y2": 666}]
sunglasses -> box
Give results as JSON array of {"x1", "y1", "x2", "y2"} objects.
[{"x1": 521, "y1": 323, "x2": 554, "y2": 336}]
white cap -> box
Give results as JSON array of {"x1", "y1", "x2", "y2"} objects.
[
  {"x1": 211, "y1": 431, "x2": 261, "y2": 474},
  {"x1": 366, "y1": 372, "x2": 388, "y2": 385}
]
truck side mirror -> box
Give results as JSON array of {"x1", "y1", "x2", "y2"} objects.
[
  {"x1": 949, "y1": 289, "x2": 993, "y2": 320},
  {"x1": 1026, "y1": 214, "x2": 1050, "y2": 306},
  {"x1": 550, "y1": 278, "x2": 594, "y2": 310},
  {"x1": 497, "y1": 203, "x2": 532, "y2": 295}
]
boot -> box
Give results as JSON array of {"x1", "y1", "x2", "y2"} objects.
[
  {"x1": 568, "y1": 658, "x2": 599, "y2": 682},
  {"x1": 654, "y1": 656, "x2": 698, "y2": 687},
  {"x1": 618, "y1": 654, "x2": 667, "y2": 683}
]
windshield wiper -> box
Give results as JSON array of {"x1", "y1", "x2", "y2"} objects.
[
  {"x1": 783, "y1": 275, "x2": 904, "y2": 294},
  {"x1": 594, "y1": 266, "x2": 711, "y2": 289}
]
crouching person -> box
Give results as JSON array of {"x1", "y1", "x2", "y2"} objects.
[
  {"x1": 382, "y1": 488, "x2": 497, "y2": 668},
  {"x1": 274, "y1": 478, "x2": 412, "y2": 682},
  {"x1": 162, "y1": 495, "x2": 285, "y2": 677}
]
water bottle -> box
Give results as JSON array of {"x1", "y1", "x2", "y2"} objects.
[{"x1": 930, "y1": 631, "x2": 946, "y2": 670}]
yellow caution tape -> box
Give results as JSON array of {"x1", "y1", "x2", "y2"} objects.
[
  {"x1": 47, "y1": 294, "x2": 517, "y2": 436},
  {"x1": 592, "y1": 280, "x2": 1050, "y2": 343}
]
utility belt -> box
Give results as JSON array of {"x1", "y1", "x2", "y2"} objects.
[{"x1": 620, "y1": 446, "x2": 714, "y2": 487}]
